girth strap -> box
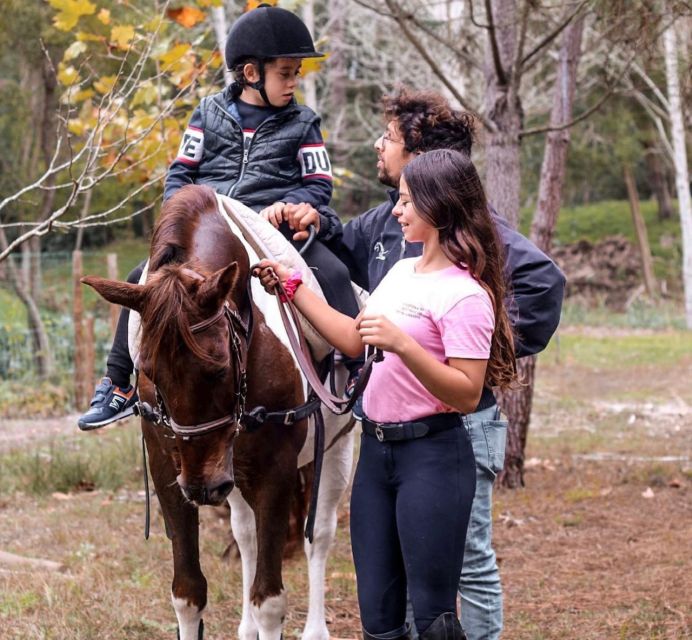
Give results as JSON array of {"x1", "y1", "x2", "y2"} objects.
[{"x1": 242, "y1": 397, "x2": 322, "y2": 432}]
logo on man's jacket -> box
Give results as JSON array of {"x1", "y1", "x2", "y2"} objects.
[{"x1": 374, "y1": 241, "x2": 389, "y2": 261}]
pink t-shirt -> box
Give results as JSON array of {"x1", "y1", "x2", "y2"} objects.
[{"x1": 362, "y1": 258, "x2": 494, "y2": 423}]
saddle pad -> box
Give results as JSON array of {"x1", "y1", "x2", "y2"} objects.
[
  {"x1": 127, "y1": 196, "x2": 332, "y2": 371},
  {"x1": 216, "y1": 195, "x2": 332, "y2": 360}
]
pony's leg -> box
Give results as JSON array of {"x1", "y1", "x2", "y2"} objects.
[
  {"x1": 228, "y1": 490, "x2": 259, "y2": 640},
  {"x1": 144, "y1": 426, "x2": 206, "y2": 640},
  {"x1": 251, "y1": 467, "x2": 296, "y2": 640},
  {"x1": 302, "y1": 420, "x2": 355, "y2": 640}
]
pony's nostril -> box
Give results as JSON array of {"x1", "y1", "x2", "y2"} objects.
[{"x1": 212, "y1": 478, "x2": 235, "y2": 501}]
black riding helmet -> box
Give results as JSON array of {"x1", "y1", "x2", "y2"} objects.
[{"x1": 225, "y1": 5, "x2": 323, "y2": 106}]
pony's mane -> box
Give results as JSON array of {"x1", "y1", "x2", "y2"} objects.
[
  {"x1": 150, "y1": 184, "x2": 220, "y2": 271},
  {"x1": 141, "y1": 185, "x2": 227, "y2": 372}
]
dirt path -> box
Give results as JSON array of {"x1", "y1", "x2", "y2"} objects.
[{"x1": 0, "y1": 414, "x2": 139, "y2": 452}]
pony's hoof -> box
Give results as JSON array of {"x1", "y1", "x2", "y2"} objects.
[{"x1": 177, "y1": 620, "x2": 204, "y2": 639}]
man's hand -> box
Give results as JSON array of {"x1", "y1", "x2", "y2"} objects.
[
  {"x1": 259, "y1": 202, "x2": 287, "y2": 228},
  {"x1": 284, "y1": 203, "x2": 320, "y2": 242}
]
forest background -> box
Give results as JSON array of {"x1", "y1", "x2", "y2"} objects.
[
  {"x1": 0, "y1": 1, "x2": 691, "y2": 638},
  {"x1": 1, "y1": 0, "x2": 690, "y2": 483}
]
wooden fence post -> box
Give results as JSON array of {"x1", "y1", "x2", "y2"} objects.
[
  {"x1": 73, "y1": 251, "x2": 87, "y2": 408},
  {"x1": 624, "y1": 165, "x2": 657, "y2": 297},
  {"x1": 85, "y1": 316, "x2": 95, "y2": 395},
  {"x1": 107, "y1": 253, "x2": 119, "y2": 334}
]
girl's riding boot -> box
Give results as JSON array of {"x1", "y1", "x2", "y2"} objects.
[
  {"x1": 363, "y1": 624, "x2": 412, "y2": 640},
  {"x1": 418, "y1": 613, "x2": 466, "y2": 640}
]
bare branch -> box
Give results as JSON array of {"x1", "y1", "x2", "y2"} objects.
[
  {"x1": 521, "y1": 0, "x2": 592, "y2": 68},
  {"x1": 382, "y1": 0, "x2": 496, "y2": 131},
  {"x1": 484, "y1": 0, "x2": 508, "y2": 85},
  {"x1": 520, "y1": 52, "x2": 636, "y2": 137}
]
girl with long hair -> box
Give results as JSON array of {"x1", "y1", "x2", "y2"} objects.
[{"x1": 254, "y1": 148, "x2": 516, "y2": 640}]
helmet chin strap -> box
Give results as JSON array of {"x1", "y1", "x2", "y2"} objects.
[{"x1": 247, "y1": 60, "x2": 274, "y2": 107}]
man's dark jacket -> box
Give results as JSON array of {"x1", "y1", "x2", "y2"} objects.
[{"x1": 336, "y1": 190, "x2": 566, "y2": 409}]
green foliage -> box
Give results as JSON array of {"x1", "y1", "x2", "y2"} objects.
[
  {"x1": 0, "y1": 427, "x2": 141, "y2": 496},
  {"x1": 520, "y1": 198, "x2": 683, "y2": 286}
]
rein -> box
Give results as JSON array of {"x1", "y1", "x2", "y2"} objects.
[
  {"x1": 220, "y1": 199, "x2": 381, "y2": 543},
  {"x1": 219, "y1": 199, "x2": 382, "y2": 415}
]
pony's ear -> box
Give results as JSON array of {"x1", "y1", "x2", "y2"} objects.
[
  {"x1": 81, "y1": 276, "x2": 147, "y2": 313},
  {"x1": 198, "y1": 261, "x2": 239, "y2": 309}
]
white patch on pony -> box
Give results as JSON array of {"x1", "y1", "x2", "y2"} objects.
[
  {"x1": 171, "y1": 595, "x2": 203, "y2": 640},
  {"x1": 229, "y1": 491, "x2": 259, "y2": 640},
  {"x1": 216, "y1": 194, "x2": 332, "y2": 366},
  {"x1": 252, "y1": 591, "x2": 287, "y2": 640},
  {"x1": 301, "y1": 423, "x2": 355, "y2": 640}
]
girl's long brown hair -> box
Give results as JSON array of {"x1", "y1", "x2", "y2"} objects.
[{"x1": 402, "y1": 149, "x2": 516, "y2": 388}]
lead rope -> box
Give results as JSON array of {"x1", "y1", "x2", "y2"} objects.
[{"x1": 133, "y1": 369, "x2": 152, "y2": 541}]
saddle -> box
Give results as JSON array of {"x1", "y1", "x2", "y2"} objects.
[{"x1": 127, "y1": 196, "x2": 332, "y2": 368}]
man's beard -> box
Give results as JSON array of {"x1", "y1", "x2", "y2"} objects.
[{"x1": 377, "y1": 166, "x2": 398, "y2": 188}]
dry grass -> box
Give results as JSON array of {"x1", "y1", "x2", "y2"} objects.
[{"x1": 1, "y1": 327, "x2": 691, "y2": 639}]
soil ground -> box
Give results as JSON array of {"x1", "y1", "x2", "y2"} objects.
[{"x1": 0, "y1": 327, "x2": 690, "y2": 639}]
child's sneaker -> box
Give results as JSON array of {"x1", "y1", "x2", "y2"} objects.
[{"x1": 77, "y1": 377, "x2": 138, "y2": 431}]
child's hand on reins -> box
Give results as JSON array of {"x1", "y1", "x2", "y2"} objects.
[{"x1": 251, "y1": 259, "x2": 291, "y2": 294}]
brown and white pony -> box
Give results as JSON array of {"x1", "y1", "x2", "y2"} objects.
[{"x1": 83, "y1": 185, "x2": 354, "y2": 640}]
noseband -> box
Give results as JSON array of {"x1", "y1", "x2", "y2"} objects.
[{"x1": 136, "y1": 301, "x2": 250, "y2": 440}]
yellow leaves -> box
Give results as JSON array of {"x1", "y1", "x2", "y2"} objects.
[
  {"x1": 167, "y1": 6, "x2": 206, "y2": 28},
  {"x1": 97, "y1": 8, "x2": 110, "y2": 25},
  {"x1": 156, "y1": 43, "x2": 198, "y2": 88},
  {"x1": 132, "y1": 81, "x2": 158, "y2": 108},
  {"x1": 48, "y1": 0, "x2": 97, "y2": 32},
  {"x1": 197, "y1": 0, "x2": 223, "y2": 7},
  {"x1": 58, "y1": 64, "x2": 80, "y2": 86},
  {"x1": 63, "y1": 41, "x2": 87, "y2": 62},
  {"x1": 301, "y1": 53, "x2": 329, "y2": 76},
  {"x1": 246, "y1": 0, "x2": 277, "y2": 9},
  {"x1": 93, "y1": 75, "x2": 117, "y2": 95},
  {"x1": 157, "y1": 43, "x2": 192, "y2": 67},
  {"x1": 143, "y1": 16, "x2": 166, "y2": 33},
  {"x1": 110, "y1": 25, "x2": 135, "y2": 50},
  {"x1": 76, "y1": 31, "x2": 105, "y2": 43}
]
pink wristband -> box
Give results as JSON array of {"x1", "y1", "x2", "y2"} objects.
[{"x1": 279, "y1": 270, "x2": 303, "y2": 302}]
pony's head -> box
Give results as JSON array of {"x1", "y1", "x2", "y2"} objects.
[{"x1": 84, "y1": 186, "x2": 251, "y2": 506}]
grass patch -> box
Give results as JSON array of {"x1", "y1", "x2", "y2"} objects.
[
  {"x1": 560, "y1": 298, "x2": 687, "y2": 330},
  {"x1": 0, "y1": 428, "x2": 142, "y2": 496},
  {"x1": 0, "y1": 378, "x2": 73, "y2": 418},
  {"x1": 542, "y1": 329, "x2": 692, "y2": 369}
]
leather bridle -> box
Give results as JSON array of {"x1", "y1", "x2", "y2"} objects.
[{"x1": 135, "y1": 301, "x2": 250, "y2": 440}]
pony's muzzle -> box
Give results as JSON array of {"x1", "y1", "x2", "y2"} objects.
[{"x1": 178, "y1": 473, "x2": 235, "y2": 506}]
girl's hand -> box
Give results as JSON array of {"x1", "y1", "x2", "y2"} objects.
[
  {"x1": 251, "y1": 259, "x2": 291, "y2": 294},
  {"x1": 357, "y1": 314, "x2": 410, "y2": 354}
]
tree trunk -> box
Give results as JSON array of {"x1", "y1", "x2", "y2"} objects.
[
  {"x1": 500, "y1": 12, "x2": 584, "y2": 488},
  {"x1": 624, "y1": 164, "x2": 657, "y2": 297},
  {"x1": 483, "y1": 0, "x2": 522, "y2": 227},
  {"x1": 663, "y1": 17, "x2": 692, "y2": 328},
  {"x1": 497, "y1": 357, "x2": 535, "y2": 488},
  {"x1": 530, "y1": 16, "x2": 585, "y2": 253},
  {"x1": 644, "y1": 148, "x2": 674, "y2": 221},
  {"x1": 0, "y1": 228, "x2": 53, "y2": 378},
  {"x1": 211, "y1": 6, "x2": 232, "y2": 87},
  {"x1": 301, "y1": 0, "x2": 317, "y2": 111},
  {"x1": 326, "y1": 0, "x2": 348, "y2": 167}
]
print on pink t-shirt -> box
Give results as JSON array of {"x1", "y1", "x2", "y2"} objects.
[{"x1": 362, "y1": 259, "x2": 494, "y2": 423}]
